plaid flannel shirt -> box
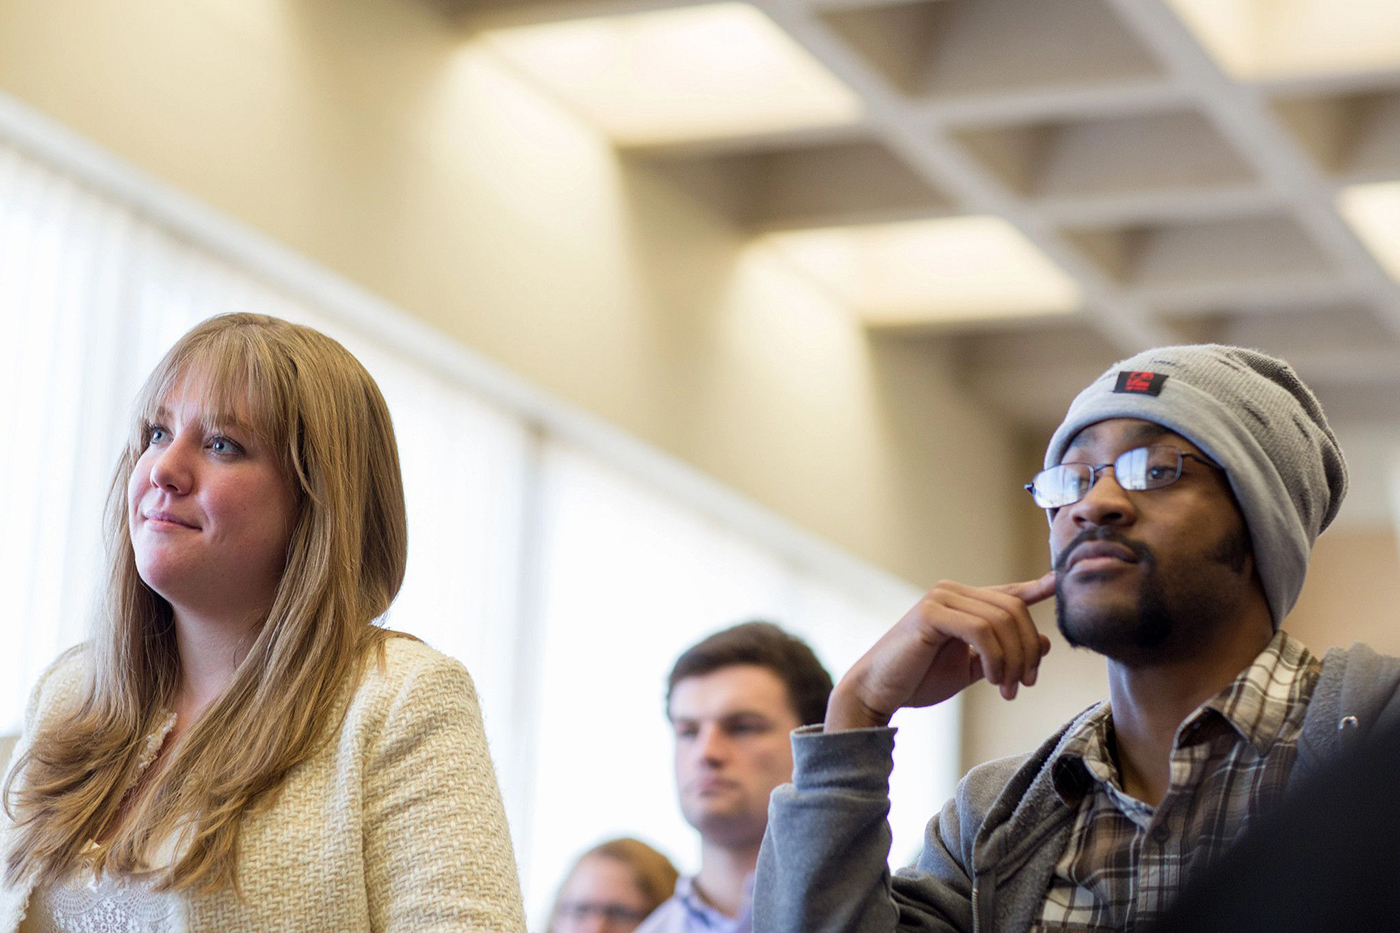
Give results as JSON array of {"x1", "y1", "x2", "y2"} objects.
[{"x1": 1030, "y1": 629, "x2": 1320, "y2": 932}]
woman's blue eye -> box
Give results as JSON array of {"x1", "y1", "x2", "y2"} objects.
[
  {"x1": 147, "y1": 426, "x2": 168, "y2": 444},
  {"x1": 209, "y1": 436, "x2": 241, "y2": 455}
]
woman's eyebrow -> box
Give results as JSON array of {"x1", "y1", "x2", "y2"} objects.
[
  {"x1": 149, "y1": 405, "x2": 252, "y2": 432},
  {"x1": 208, "y1": 414, "x2": 254, "y2": 432}
]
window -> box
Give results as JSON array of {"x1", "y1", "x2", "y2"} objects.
[{"x1": 0, "y1": 114, "x2": 954, "y2": 923}]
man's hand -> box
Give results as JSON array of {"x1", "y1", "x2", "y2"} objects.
[{"x1": 825, "y1": 571, "x2": 1057, "y2": 731}]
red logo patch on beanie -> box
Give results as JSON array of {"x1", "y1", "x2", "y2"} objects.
[{"x1": 1114, "y1": 370, "x2": 1168, "y2": 396}]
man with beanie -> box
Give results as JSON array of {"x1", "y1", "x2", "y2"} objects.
[{"x1": 754, "y1": 346, "x2": 1400, "y2": 933}]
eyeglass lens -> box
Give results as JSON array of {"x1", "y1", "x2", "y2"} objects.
[{"x1": 1028, "y1": 445, "x2": 1184, "y2": 509}]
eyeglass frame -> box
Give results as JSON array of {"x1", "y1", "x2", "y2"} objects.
[
  {"x1": 553, "y1": 900, "x2": 651, "y2": 925},
  {"x1": 1024, "y1": 444, "x2": 1221, "y2": 510}
]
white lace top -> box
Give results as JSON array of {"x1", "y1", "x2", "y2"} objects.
[
  {"x1": 16, "y1": 714, "x2": 182, "y2": 933},
  {"x1": 17, "y1": 872, "x2": 180, "y2": 933}
]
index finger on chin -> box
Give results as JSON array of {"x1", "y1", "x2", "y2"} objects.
[{"x1": 992, "y1": 570, "x2": 1057, "y2": 605}]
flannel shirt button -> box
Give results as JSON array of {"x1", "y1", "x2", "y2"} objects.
[{"x1": 1151, "y1": 824, "x2": 1170, "y2": 844}]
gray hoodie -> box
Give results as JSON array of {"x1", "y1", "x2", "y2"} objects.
[{"x1": 755, "y1": 643, "x2": 1400, "y2": 933}]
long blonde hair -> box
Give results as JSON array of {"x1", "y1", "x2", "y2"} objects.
[{"x1": 3, "y1": 313, "x2": 409, "y2": 893}]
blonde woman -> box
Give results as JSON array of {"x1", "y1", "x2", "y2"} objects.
[
  {"x1": 547, "y1": 839, "x2": 678, "y2": 933},
  {"x1": 0, "y1": 313, "x2": 524, "y2": 930}
]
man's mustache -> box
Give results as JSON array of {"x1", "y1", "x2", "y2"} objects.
[{"x1": 1054, "y1": 527, "x2": 1153, "y2": 573}]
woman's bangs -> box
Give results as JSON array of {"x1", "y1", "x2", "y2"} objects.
[{"x1": 137, "y1": 331, "x2": 289, "y2": 452}]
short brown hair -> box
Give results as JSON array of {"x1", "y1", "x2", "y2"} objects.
[{"x1": 666, "y1": 621, "x2": 833, "y2": 726}]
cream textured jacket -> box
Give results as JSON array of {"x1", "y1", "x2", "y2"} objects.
[{"x1": 0, "y1": 637, "x2": 526, "y2": 931}]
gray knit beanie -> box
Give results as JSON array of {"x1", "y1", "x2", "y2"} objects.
[{"x1": 1044, "y1": 345, "x2": 1348, "y2": 628}]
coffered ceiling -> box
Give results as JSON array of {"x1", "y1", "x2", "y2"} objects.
[{"x1": 455, "y1": 0, "x2": 1400, "y2": 522}]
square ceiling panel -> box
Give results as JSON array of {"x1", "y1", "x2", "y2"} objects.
[
  {"x1": 634, "y1": 137, "x2": 952, "y2": 231},
  {"x1": 821, "y1": 0, "x2": 1162, "y2": 101},
  {"x1": 1181, "y1": 303, "x2": 1400, "y2": 362},
  {"x1": 762, "y1": 215, "x2": 1082, "y2": 327},
  {"x1": 1167, "y1": 0, "x2": 1400, "y2": 82},
  {"x1": 1274, "y1": 88, "x2": 1400, "y2": 182},
  {"x1": 1340, "y1": 181, "x2": 1400, "y2": 284},
  {"x1": 954, "y1": 109, "x2": 1257, "y2": 222},
  {"x1": 947, "y1": 323, "x2": 1124, "y2": 430},
  {"x1": 1066, "y1": 214, "x2": 1343, "y2": 313},
  {"x1": 478, "y1": 2, "x2": 862, "y2": 146}
]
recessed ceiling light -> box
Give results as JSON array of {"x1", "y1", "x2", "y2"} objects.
[
  {"x1": 1339, "y1": 181, "x2": 1400, "y2": 282},
  {"x1": 479, "y1": 3, "x2": 862, "y2": 147},
  {"x1": 1168, "y1": 0, "x2": 1400, "y2": 80},
  {"x1": 762, "y1": 216, "x2": 1082, "y2": 326}
]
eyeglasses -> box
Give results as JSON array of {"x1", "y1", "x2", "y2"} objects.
[
  {"x1": 555, "y1": 901, "x2": 650, "y2": 925},
  {"x1": 1025, "y1": 445, "x2": 1219, "y2": 509}
]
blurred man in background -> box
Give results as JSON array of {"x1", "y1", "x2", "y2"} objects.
[{"x1": 637, "y1": 621, "x2": 832, "y2": 933}]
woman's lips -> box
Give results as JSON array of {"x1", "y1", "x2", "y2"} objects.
[{"x1": 145, "y1": 511, "x2": 198, "y2": 529}]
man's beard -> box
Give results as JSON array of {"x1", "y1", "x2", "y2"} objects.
[{"x1": 1054, "y1": 525, "x2": 1251, "y2": 667}]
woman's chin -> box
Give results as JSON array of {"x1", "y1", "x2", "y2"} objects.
[{"x1": 134, "y1": 561, "x2": 202, "y2": 608}]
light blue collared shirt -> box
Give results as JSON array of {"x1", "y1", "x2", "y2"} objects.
[{"x1": 635, "y1": 873, "x2": 754, "y2": 933}]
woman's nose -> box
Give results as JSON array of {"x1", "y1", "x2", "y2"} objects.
[{"x1": 148, "y1": 441, "x2": 193, "y2": 494}]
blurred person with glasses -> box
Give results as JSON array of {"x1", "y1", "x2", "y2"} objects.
[
  {"x1": 547, "y1": 838, "x2": 678, "y2": 933},
  {"x1": 755, "y1": 346, "x2": 1400, "y2": 933}
]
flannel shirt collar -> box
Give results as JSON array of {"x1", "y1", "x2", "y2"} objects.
[
  {"x1": 1197, "y1": 629, "x2": 1316, "y2": 756},
  {"x1": 1050, "y1": 630, "x2": 1316, "y2": 804}
]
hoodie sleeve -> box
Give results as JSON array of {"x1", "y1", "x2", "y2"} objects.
[{"x1": 754, "y1": 725, "x2": 975, "y2": 933}]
